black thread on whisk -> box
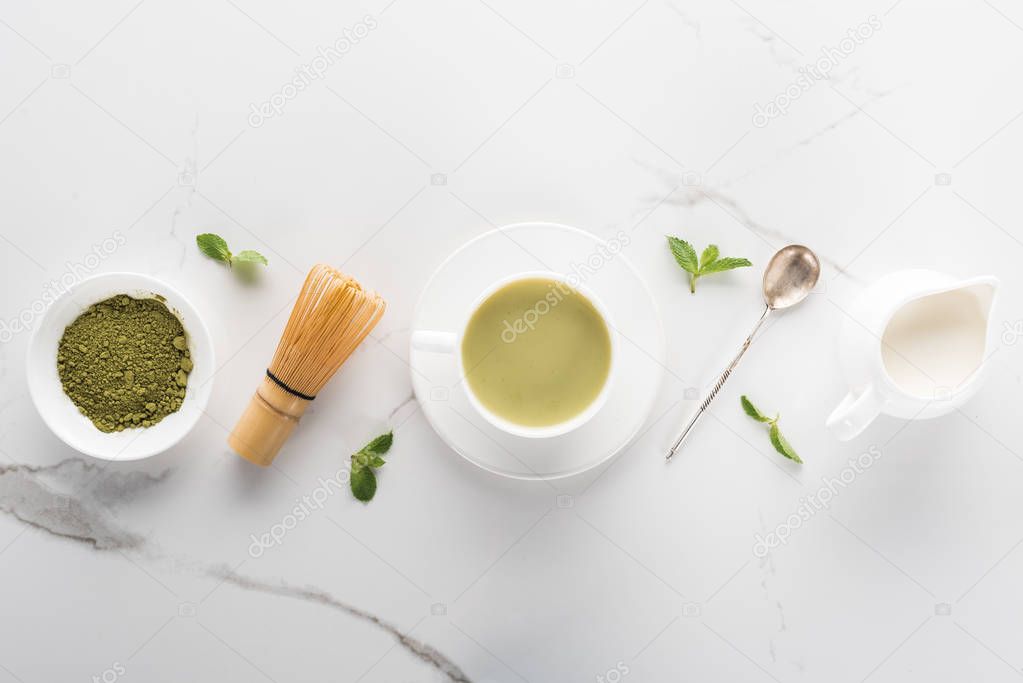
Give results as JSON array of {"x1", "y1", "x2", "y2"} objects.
[{"x1": 265, "y1": 369, "x2": 317, "y2": 401}]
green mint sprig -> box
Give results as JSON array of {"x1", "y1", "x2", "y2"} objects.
[
  {"x1": 667, "y1": 236, "x2": 751, "y2": 293},
  {"x1": 196, "y1": 233, "x2": 268, "y2": 275},
  {"x1": 741, "y1": 395, "x2": 802, "y2": 464},
  {"x1": 349, "y1": 431, "x2": 394, "y2": 502}
]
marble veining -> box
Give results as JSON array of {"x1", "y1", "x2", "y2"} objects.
[
  {"x1": 0, "y1": 457, "x2": 472, "y2": 680},
  {"x1": 203, "y1": 565, "x2": 472, "y2": 683},
  {"x1": 0, "y1": 458, "x2": 165, "y2": 550},
  {"x1": 640, "y1": 161, "x2": 855, "y2": 277}
]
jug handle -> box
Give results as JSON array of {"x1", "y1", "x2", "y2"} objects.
[{"x1": 826, "y1": 386, "x2": 882, "y2": 441}]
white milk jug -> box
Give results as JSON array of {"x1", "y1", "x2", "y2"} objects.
[{"x1": 827, "y1": 269, "x2": 998, "y2": 440}]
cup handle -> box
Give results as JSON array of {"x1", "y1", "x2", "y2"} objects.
[
  {"x1": 410, "y1": 330, "x2": 457, "y2": 354},
  {"x1": 826, "y1": 386, "x2": 883, "y2": 441}
]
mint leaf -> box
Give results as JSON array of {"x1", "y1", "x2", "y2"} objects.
[
  {"x1": 667, "y1": 236, "x2": 699, "y2": 274},
  {"x1": 198, "y1": 235, "x2": 270, "y2": 281},
  {"x1": 232, "y1": 250, "x2": 268, "y2": 267},
  {"x1": 741, "y1": 395, "x2": 772, "y2": 423},
  {"x1": 742, "y1": 396, "x2": 802, "y2": 464},
  {"x1": 769, "y1": 423, "x2": 803, "y2": 463},
  {"x1": 363, "y1": 431, "x2": 393, "y2": 456},
  {"x1": 348, "y1": 431, "x2": 394, "y2": 503},
  {"x1": 667, "y1": 236, "x2": 750, "y2": 293},
  {"x1": 350, "y1": 466, "x2": 377, "y2": 501},
  {"x1": 700, "y1": 244, "x2": 719, "y2": 269},
  {"x1": 196, "y1": 233, "x2": 231, "y2": 263},
  {"x1": 701, "y1": 257, "x2": 752, "y2": 274}
]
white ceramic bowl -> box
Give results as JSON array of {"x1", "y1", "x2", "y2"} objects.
[{"x1": 27, "y1": 272, "x2": 214, "y2": 461}]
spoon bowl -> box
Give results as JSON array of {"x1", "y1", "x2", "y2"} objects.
[{"x1": 763, "y1": 245, "x2": 821, "y2": 309}]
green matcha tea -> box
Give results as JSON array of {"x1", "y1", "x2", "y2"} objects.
[
  {"x1": 57, "y1": 295, "x2": 192, "y2": 432},
  {"x1": 461, "y1": 278, "x2": 612, "y2": 427}
]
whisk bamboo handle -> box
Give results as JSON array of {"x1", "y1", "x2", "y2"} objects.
[{"x1": 229, "y1": 375, "x2": 311, "y2": 466}]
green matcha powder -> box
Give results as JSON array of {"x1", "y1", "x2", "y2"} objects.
[{"x1": 57, "y1": 295, "x2": 193, "y2": 432}]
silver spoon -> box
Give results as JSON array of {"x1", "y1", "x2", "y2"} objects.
[{"x1": 666, "y1": 245, "x2": 821, "y2": 461}]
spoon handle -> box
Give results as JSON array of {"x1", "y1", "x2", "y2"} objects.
[{"x1": 666, "y1": 306, "x2": 772, "y2": 461}]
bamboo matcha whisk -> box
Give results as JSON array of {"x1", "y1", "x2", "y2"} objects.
[{"x1": 229, "y1": 264, "x2": 385, "y2": 466}]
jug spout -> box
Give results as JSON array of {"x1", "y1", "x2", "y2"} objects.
[
  {"x1": 898, "y1": 274, "x2": 998, "y2": 321},
  {"x1": 949, "y1": 274, "x2": 999, "y2": 362},
  {"x1": 959, "y1": 276, "x2": 998, "y2": 326}
]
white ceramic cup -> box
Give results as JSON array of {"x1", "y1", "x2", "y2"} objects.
[
  {"x1": 411, "y1": 271, "x2": 617, "y2": 439},
  {"x1": 26, "y1": 272, "x2": 215, "y2": 461}
]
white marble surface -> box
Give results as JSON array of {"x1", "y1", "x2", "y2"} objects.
[{"x1": 2, "y1": 0, "x2": 1023, "y2": 681}]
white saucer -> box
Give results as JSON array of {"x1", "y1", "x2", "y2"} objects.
[{"x1": 409, "y1": 222, "x2": 666, "y2": 480}]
